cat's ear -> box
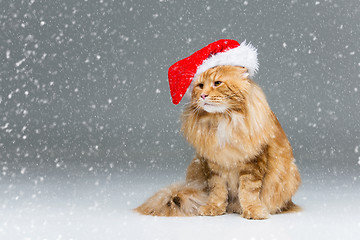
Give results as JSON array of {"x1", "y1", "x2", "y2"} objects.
[
  {"x1": 235, "y1": 66, "x2": 250, "y2": 78},
  {"x1": 242, "y1": 72, "x2": 250, "y2": 78},
  {"x1": 235, "y1": 66, "x2": 248, "y2": 72}
]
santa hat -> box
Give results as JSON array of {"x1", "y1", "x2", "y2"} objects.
[{"x1": 168, "y1": 39, "x2": 259, "y2": 105}]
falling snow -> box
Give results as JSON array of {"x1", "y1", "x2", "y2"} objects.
[{"x1": 0, "y1": 0, "x2": 359, "y2": 239}]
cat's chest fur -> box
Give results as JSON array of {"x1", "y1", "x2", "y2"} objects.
[
  {"x1": 215, "y1": 114, "x2": 247, "y2": 147},
  {"x1": 183, "y1": 112, "x2": 264, "y2": 169}
]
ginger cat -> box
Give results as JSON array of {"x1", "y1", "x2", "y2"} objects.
[{"x1": 136, "y1": 65, "x2": 301, "y2": 219}]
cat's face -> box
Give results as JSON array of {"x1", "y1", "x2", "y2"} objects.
[{"x1": 191, "y1": 66, "x2": 251, "y2": 113}]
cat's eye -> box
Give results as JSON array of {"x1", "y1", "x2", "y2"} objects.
[
  {"x1": 214, "y1": 81, "x2": 222, "y2": 87},
  {"x1": 198, "y1": 83, "x2": 204, "y2": 89}
]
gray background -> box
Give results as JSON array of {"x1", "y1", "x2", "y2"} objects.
[{"x1": 0, "y1": 0, "x2": 360, "y2": 239}]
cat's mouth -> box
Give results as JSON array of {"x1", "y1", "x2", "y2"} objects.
[{"x1": 201, "y1": 102, "x2": 227, "y2": 113}]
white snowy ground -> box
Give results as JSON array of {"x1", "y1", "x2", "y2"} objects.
[{"x1": 1, "y1": 171, "x2": 359, "y2": 240}]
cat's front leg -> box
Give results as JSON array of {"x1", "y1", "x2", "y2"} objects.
[
  {"x1": 238, "y1": 170, "x2": 269, "y2": 220},
  {"x1": 199, "y1": 174, "x2": 227, "y2": 216}
]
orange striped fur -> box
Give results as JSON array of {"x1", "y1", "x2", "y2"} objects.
[{"x1": 136, "y1": 66, "x2": 301, "y2": 219}]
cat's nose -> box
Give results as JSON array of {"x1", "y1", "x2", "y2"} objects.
[{"x1": 201, "y1": 94, "x2": 208, "y2": 100}]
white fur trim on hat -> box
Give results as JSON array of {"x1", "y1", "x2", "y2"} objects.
[{"x1": 194, "y1": 41, "x2": 259, "y2": 79}]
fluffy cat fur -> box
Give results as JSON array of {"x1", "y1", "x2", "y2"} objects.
[{"x1": 136, "y1": 66, "x2": 301, "y2": 219}]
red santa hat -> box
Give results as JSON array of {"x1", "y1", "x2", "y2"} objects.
[{"x1": 168, "y1": 39, "x2": 259, "y2": 105}]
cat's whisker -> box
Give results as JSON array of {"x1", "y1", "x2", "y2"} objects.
[
  {"x1": 224, "y1": 108, "x2": 232, "y2": 116},
  {"x1": 194, "y1": 106, "x2": 201, "y2": 115},
  {"x1": 191, "y1": 104, "x2": 203, "y2": 116},
  {"x1": 224, "y1": 93, "x2": 237, "y2": 99}
]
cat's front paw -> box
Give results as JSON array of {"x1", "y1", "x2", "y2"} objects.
[
  {"x1": 199, "y1": 204, "x2": 226, "y2": 216},
  {"x1": 241, "y1": 204, "x2": 269, "y2": 220}
]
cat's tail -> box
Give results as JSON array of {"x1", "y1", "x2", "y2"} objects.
[{"x1": 135, "y1": 181, "x2": 208, "y2": 216}]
